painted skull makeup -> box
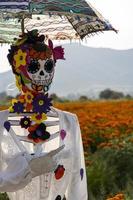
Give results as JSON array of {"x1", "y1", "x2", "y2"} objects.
[
  {"x1": 27, "y1": 58, "x2": 55, "y2": 92},
  {"x1": 7, "y1": 30, "x2": 64, "y2": 93}
]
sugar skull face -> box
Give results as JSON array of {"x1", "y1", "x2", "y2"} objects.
[
  {"x1": 27, "y1": 58, "x2": 55, "y2": 92},
  {"x1": 7, "y1": 30, "x2": 64, "y2": 94},
  {"x1": 8, "y1": 46, "x2": 54, "y2": 93}
]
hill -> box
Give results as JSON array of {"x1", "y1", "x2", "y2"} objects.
[{"x1": 0, "y1": 44, "x2": 133, "y2": 98}]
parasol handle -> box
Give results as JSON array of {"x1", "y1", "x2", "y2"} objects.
[{"x1": 21, "y1": 18, "x2": 25, "y2": 35}]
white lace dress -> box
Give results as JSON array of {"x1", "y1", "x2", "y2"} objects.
[{"x1": 0, "y1": 108, "x2": 88, "y2": 200}]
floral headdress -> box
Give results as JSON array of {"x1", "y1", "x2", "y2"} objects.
[{"x1": 7, "y1": 29, "x2": 64, "y2": 76}]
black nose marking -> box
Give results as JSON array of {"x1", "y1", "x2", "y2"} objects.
[{"x1": 40, "y1": 70, "x2": 44, "y2": 76}]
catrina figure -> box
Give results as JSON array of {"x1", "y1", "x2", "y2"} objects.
[{"x1": 0, "y1": 30, "x2": 88, "y2": 200}]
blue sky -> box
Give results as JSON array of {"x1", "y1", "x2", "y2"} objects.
[{"x1": 0, "y1": 0, "x2": 133, "y2": 73}]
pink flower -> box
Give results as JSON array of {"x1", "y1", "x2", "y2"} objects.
[{"x1": 48, "y1": 39, "x2": 65, "y2": 61}]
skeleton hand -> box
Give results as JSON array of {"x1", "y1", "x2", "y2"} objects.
[{"x1": 29, "y1": 145, "x2": 65, "y2": 178}]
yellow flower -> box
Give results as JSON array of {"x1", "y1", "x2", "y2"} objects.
[
  {"x1": 12, "y1": 99, "x2": 18, "y2": 105},
  {"x1": 9, "y1": 106, "x2": 14, "y2": 113},
  {"x1": 13, "y1": 49, "x2": 27, "y2": 70},
  {"x1": 8, "y1": 99, "x2": 18, "y2": 112},
  {"x1": 31, "y1": 113, "x2": 47, "y2": 124},
  {"x1": 24, "y1": 91, "x2": 34, "y2": 104}
]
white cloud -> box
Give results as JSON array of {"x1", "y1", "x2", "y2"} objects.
[{"x1": 86, "y1": 0, "x2": 133, "y2": 49}]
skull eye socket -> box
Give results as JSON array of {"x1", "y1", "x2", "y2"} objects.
[
  {"x1": 27, "y1": 59, "x2": 40, "y2": 74},
  {"x1": 44, "y1": 59, "x2": 54, "y2": 73}
]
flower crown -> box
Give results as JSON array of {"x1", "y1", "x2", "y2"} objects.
[{"x1": 7, "y1": 29, "x2": 65, "y2": 75}]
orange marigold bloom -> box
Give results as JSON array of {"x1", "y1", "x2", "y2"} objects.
[{"x1": 29, "y1": 47, "x2": 52, "y2": 60}]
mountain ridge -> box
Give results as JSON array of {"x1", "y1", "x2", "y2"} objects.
[{"x1": 0, "y1": 44, "x2": 133, "y2": 98}]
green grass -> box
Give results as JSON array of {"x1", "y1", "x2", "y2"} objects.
[{"x1": 87, "y1": 143, "x2": 133, "y2": 200}]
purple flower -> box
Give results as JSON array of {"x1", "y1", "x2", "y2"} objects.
[
  {"x1": 20, "y1": 117, "x2": 31, "y2": 129},
  {"x1": 32, "y1": 93, "x2": 52, "y2": 114},
  {"x1": 13, "y1": 101, "x2": 24, "y2": 113}
]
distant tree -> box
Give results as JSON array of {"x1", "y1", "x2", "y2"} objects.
[
  {"x1": 0, "y1": 92, "x2": 7, "y2": 99},
  {"x1": 79, "y1": 95, "x2": 88, "y2": 101},
  {"x1": 99, "y1": 89, "x2": 124, "y2": 99},
  {"x1": 0, "y1": 92, "x2": 14, "y2": 106},
  {"x1": 0, "y1": 193, "x2": 9, "y2": 200},
  {"x1": 6, "y1": 95, "x2": 14, "y2": 101},
  {"x1": 50, "y1": 93, "x2": 59, "y2": 101},
  {"x1": 125, "y1": 94, "x2": 132, "y2": 99},
  {"x1": 50, "y1": 93, "x2": 70, "y2": 103}
]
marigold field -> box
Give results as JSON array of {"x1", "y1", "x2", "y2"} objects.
[
  {"x1": 1, "y1": 100, "x2": 133, "y2": 200},
  {"x1": 55, "y1": 100, "x2": 133, "y2": 155}
]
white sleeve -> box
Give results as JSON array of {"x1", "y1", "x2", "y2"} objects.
[
  {"x1": 0, "y1": 110, "x2": 32, "y2": 192},
  {"x1": 67, "y1": 115, "x2": 88, "y2": 200}
]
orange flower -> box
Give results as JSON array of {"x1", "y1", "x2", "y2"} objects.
[
  {"x1": 106, "y1": 193, "x2": 125, "y2": 200},
  {"x1": 54, "y1": 100, "x2": 133, "y2": 154},
  {"x1": 29, "y1": 47, "x2": 52, "y2": 60},
  {"x1": 24, "y1": 91, "x2": 34, "y2": 104},
  {"x1": 25, "y1": 103, "x2": 33, "y2": 112},
  {"x1": 28, "y1": 124, "x2": 38, "y2": 132}
]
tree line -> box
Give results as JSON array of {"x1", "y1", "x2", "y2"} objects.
[{"x1": 0, "y1": 89, "x2": 132, "y2": 106}]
